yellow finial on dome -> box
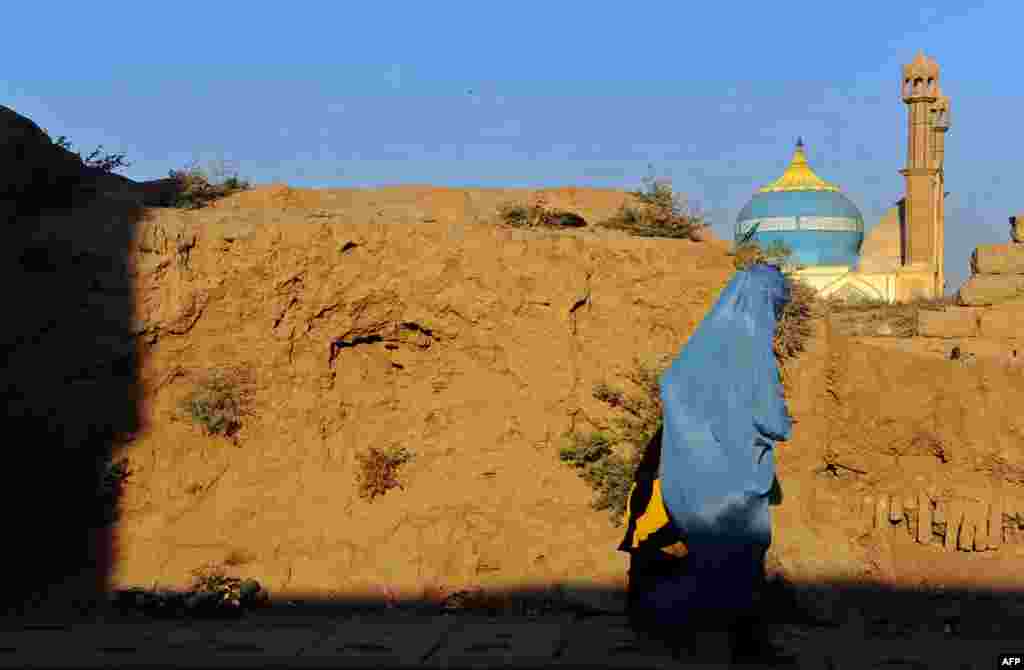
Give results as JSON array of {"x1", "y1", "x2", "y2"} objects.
[{"x1": 758, "y1": 138, "x2": 839, "y2": 193}]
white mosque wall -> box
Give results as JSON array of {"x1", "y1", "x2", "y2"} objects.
[{"x1": 788, "y1": 264, "x2": 899, "y2": 303}]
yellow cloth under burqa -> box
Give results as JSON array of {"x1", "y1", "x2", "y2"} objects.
[{"x1": 618, "y1": 427, "x2": 688, "y2": 558}]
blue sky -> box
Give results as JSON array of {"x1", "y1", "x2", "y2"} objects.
[{"x1": 4, "y1": 1, "x2": 1020, "y2": 292}]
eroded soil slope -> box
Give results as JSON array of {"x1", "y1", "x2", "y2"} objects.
[
  {"x1": 114, "y1": 190, "x2": 733, "y2": 600},
  {"x1": 107, "y1": 186, "x2": 1024, "y2": 611}
]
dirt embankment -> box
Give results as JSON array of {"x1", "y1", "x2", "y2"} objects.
[
  {"x1": 5, "y1": 100, "x2": 1024, "y2": 618},
  {"x1": 114, "y1": 193, "x2": 734, "y2": 600},
  {"x1": 108, "y1": 186, "x2": 1024, "y2": 608}
]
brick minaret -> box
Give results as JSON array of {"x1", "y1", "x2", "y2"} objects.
[{"x1": 899, "y1": 52, "x2": 949, "y2": 296}]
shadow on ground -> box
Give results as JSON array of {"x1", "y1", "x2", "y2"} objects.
[{"x1": 5, "y1": 580, "x2": 1023, "y2": 669}]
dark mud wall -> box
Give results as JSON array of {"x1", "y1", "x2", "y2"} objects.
[{"x1": 1, "y1": 105, "x2": 140, "y2": 613}]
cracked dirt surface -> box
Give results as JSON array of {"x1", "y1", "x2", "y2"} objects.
[{"x1": 111, "y1": 191, "x2": 735, "y2": 601}]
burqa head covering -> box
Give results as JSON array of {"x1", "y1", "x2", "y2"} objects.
[{"x1": 658, "y1": 263, "x2": 792, "y2": 554}]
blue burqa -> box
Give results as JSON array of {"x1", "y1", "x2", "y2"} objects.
[{"x1": 640, "y1": 263, "x2": 793, "y2": 626}]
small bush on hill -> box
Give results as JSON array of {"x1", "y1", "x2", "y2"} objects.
[
  {"x1": 48, "y1": 133, "x2": 132, "y2": 174},
  {"x1": 190, "y1": 564, "x2": 244, "y2": 603},
  {"x1": 498, "y1": 195, "x2": 586, "y2": 229},
  {"x1": 599, "y1": 169, "x2": 707, "y2": 240},
  {"x1": 178, "y1": 368, "x2": 254, "y2": 439},
  {"x1": 112, "y1": 567, "x2": 267, "y2": 619},
  {"x1": 169, "y1": 161, "x2": 251, "y2": 209},
  {"x1": 560, "y1": 355, "x2": 669, "y2": 524},
  {"x1": 356, "y1": 446, "x2": 415, "y2": 501}
]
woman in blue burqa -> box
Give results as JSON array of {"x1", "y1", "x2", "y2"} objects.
[{"x1": 619, "y1": 262, "x2": 792, "y2": 658}]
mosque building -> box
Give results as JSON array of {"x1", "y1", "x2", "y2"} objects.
[{"x1": 734, "y1": 52, "x2": 950, "y2": 303}]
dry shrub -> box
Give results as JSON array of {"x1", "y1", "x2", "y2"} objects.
[
  {"x1": 600, "y1": 170, "x2": 706, "y2": 240},
  {"x1": 498, "y1": 195, "x2": 586, "y2": 229},
  {"x1": 189, "y1": 564, "x2": 267, "y2": 613},
  {"x1": 561, "y1": 355, "x2": 669, "y2": 525},
  {"x1": 356, "y1": 446, "x2": 415, "y2": 501},
  {"x1": 731, "y1": 239, "x2": 819, "y2": 367},
  {"x1": 190, "y1": 564, "x2": 242, "y2": 601},
  {"x1": 732, "y1": 239, "x2": 793, "y2": 272},
  {"x1": 562, "y1": 238, "x2": 821, "y2": 525},
  {"x1": 49, "y1": 133, "x2": 132, "y2": 174},
  {"x1": 775, "y1": 275, "x2": 820, "y2": 368},
  {"x1": 169, "y1": 161, "x2": 251, "y2": 209},
  {"x1": 178, "y1": 367, "x2": 254, "y2": 439}
]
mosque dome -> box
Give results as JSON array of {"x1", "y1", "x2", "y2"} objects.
[{"x1": 736, "y1": 139, "x2": 864, "y2": 267}]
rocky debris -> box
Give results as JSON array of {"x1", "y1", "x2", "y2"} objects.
[
  {"x1": 958, "y1": 231, "x2": 1024, "y2": 305},
  {"x1": 956, "y1": 274, "x2": 1024, "y2": 306}
]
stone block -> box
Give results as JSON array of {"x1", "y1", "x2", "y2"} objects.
[
  {"x1": 944, "y1": 502, "x2": 963, "y2": 551},
  {"x1": 971, "y1": 243, "x2": 1024, "y2": 274},
  {"x1": 917, "y1": 492, "x2": 932, "y2": 545},
  {"x1": 989, "y1": 497, "x2": 1004, "y2": 550},
  {"x1": 917, "y1": 308, "x2": 979, "y2": 338},
  {"x1": 960, "y1": 503, "x2": 982, "y2": 551},
  {"x1": 978, "y1": 306, "x2": 1024, "y2": 338},
  {"x1": 974, "y1": 502, "x2": 992, "y2": 551},
  {"x1": 874, "y1": 495, "x2": 890, "y2": 532},
  {"x1": 956, "y1": 275, "x2": 1024, "y2": 306},
  {"x1": 889, "y1": 495, "x2": 904, "y2": 524}
]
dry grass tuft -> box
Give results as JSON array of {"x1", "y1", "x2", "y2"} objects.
[
  {"x1": 178, "y1": 367, "x2": 254, "y2": 440},
  {"x1": 355, "y1": 446, "x2": 415, "y2": 501},
  {"x1": 497, "y1": 195, "x2": 587, "y2": 229}
]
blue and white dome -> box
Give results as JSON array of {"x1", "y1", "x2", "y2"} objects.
[{"x1": 736, "y1": 139, "x2": 864, "y2": 267}]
